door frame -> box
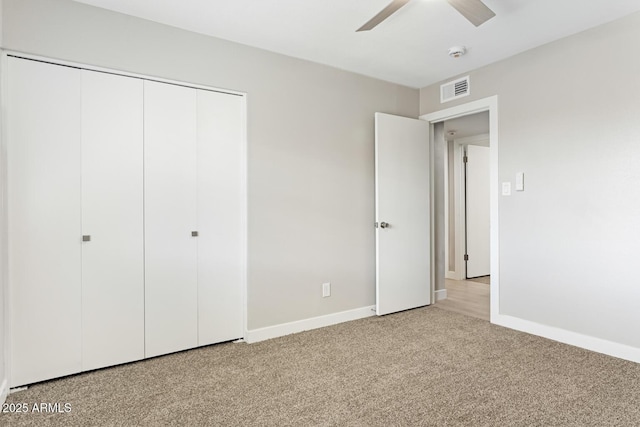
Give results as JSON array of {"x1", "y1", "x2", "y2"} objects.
[{"x1": 420, "y1": 96, "x2": 499, "y2": 322}]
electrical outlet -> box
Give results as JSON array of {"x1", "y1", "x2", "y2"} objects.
[{"x1": 322, "y1": 282, "x2": 331, "y2": 298}]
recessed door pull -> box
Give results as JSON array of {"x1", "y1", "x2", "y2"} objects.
[
  {"x1": 191, "y1": 231, "x2": 198, "y2": 237},
  {"x1": 82, "y1": 235, "x2": 91, "y2": 242}
]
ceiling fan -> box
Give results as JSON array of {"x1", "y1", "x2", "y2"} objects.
[{"x1": 357, "y1": 0, "x2": 496, "y2": 31}]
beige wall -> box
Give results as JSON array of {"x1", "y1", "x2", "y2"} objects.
[
  {"x1": 421, "y1": 12, "x2": 640, "y2": 348},
  {"x1": 1, "y1": 0, "x2": 418, "y2": 331}
]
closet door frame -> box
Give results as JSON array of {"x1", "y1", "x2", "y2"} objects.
[{"x1": 0, "y1": 52, "x2": 248, "y2": 383}]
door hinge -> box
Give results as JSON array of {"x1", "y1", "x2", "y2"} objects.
[
  {"x1": 463, "y1": 155, "x2": 468, "y2": 163},
  {"x1": 464, "y1": 254, "x2": 469, "y2": 261},
  {"x1": 375, "y1": 222, "x2": 379, "y2": 228}
]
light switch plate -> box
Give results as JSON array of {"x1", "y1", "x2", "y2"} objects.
[
  {"x1": 322, "y1": 282, "x2": 331, "y2": 298},
  {"x1": 516, "y1": 173, "x2": 524, "y2": 191},
  {"x1": 502, "y1": 182, "x2": 512, "y2": 196}
]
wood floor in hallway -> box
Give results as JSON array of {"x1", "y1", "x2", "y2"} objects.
[{"x1": 436, "y1": 278, "x2": 490, "y2": 321}]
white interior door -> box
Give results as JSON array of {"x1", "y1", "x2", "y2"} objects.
[
  {"x1": 465, "y1": 144, "x2": 490, "y2": 278},
  {"x1": 144, "y1": 80, "x2": 198, "y2": 358},
  {"x1": 8, "y1": 57, "x2": 82, "y2": 386},
  {"x1": 375, "y1": 113, "x2": 431, "y2": 316},
  {"x1": 81, "y1": 70, "x2": 145, "y2": 370},
  {"x1": 196, "y1": 90, "x2": 244, "y2": 345}
]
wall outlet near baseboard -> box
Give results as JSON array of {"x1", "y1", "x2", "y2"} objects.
[{"x1": 322, "y1": 282, "x2": 331, "y2": 298}]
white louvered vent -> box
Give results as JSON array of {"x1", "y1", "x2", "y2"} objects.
[{"x1": 440, "y1": 76, "x2": 470, "y2": 103}]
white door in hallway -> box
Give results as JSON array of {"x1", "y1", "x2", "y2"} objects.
[
  {"x1": 375, "y1": 113, "x2": 431, "y2": 315},
  {"x1": 465, "y1": 144, "x2": 490, "y2": 278}
]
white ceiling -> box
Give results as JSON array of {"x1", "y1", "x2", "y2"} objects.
[{"x1": 74, "y1": 0, "x2": 640, "y2": 88}]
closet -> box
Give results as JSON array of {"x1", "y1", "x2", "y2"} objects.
[{"x1": 7, "y1": 56, "x2": 245, "y2": 387}]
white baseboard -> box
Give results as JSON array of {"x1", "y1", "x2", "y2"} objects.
[
  {"x1": 0, "y1": 378, "x2": 7, "y2": 405},
  {"x1": 435, "y1": 289, "x2": 447, "y2": 301},
  {"x1": 245, "y1": 305, "x2": 376, "y2": 343},
  {"x1": 492, "y1": 314, "x2": 640, "y2": 364}
]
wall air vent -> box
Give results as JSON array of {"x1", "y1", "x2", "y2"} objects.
[{"x1": 440, "y1": 76, "x2": 470, "y2": 103}]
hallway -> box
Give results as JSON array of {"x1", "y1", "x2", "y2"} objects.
[{"x1": 436, "y1": 278, "x2": 490, "y2": 321}]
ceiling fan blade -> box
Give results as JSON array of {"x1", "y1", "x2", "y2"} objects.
[
  {"x1": 356, "y1": 0, "x2": 411, "y2": 32},
  {"x1": 447, "y1": 0, "x2": 496, "y2": 27}
]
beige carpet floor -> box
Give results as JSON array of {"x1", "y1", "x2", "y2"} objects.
[{"x1": 3, "y1": 306, "x2": 640, "y2": 426}]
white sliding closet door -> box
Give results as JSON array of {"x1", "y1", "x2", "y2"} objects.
[
  {"x1": 197, "y1": 90, "x2": 244, "y2": 345},
  {"x1": 81, "y1": 71, "x2": 144, "y2": 370},
  {"x1": 8, "y1": 57, "x2": 82, "y2": 387},
  {"x1": 144, "y1": 80, "x2": 198, "y2": 358}
]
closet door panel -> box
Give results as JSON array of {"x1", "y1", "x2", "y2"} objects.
[
  {"x1": 81, "y1": 71, "x2": 144, "y2": 371},
  {"x1": 7, "y1": 58, "x2": 82, "y2": 386},
  {"x1": 144, "y1": 81, "x2": 198, "y2": 357},
  {"x1": 197, "y1": 90, "x2": 244, "y2": 345}
]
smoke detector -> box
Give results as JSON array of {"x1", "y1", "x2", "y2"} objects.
[{"x1": 448, "y1": 46, "x2": 467, "y2": 58}]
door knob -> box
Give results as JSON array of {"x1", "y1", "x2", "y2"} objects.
[{"x1": 380, "y1": 222, "x2": 390, "y2": 229}]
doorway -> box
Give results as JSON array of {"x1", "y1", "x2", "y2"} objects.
[
  {"x1": 443, "y1": 113, "x2": 490, "y2": 281},
  {"x1": 421, "y1": 96, "x2": 499, "y2": 322}
]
